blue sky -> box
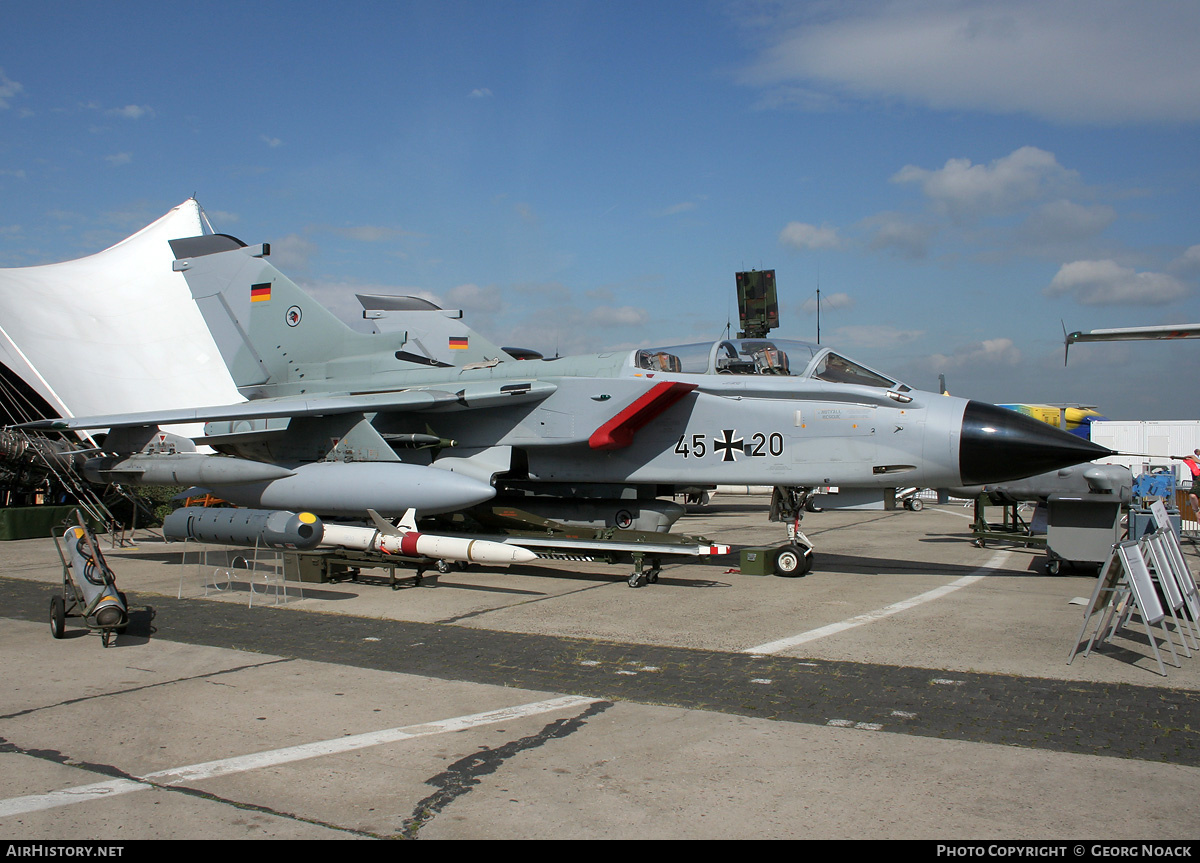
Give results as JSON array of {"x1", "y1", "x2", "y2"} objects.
[{"x1": 2, "y1": 0, "x2": 1198, "y2": 419}]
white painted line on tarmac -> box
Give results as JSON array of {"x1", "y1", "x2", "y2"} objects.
[
  {"x1": 741, "y1": 550, "x2": 1012, "y2": 655},
  {"x1": 928, "y1": 505, "x2": 976, "y2": 520},
  {"x1": 0, "y1": 778, "x2": 153, "y2": 817},
  {"x1": 0, "y1": 695, "x2": 599, "y2": 819}
]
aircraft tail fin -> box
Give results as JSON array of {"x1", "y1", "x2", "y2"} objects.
[{"x1": 170, "y1": 235, "x2": 510, "y2": 396}]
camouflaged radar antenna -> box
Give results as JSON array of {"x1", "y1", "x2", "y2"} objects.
[{"x1": 735, "y1": 270, "x2": 779, "y2": 339}]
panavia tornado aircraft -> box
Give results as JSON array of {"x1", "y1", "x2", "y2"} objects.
[{"x1": 19, "y1": 234, "x2": 1111, "y2": 575}]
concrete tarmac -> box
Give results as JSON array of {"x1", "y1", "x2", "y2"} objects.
[{"x1": 1, "y1": 497, "x2": 1198, "y2": 840}]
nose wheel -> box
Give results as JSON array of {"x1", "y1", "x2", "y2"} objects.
[
  {"x1": 769, "y1": 486, "x2": 818, "y2": 577},
  {"x1": 773, "y1": 544, "x2": 813, "y2": 577}
]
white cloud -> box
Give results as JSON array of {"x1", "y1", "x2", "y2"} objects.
[
  {"x1": 779, "y1": 221, "x2": 841, "y2": 250},
  {"x1": 268, "y1": 233, "x2": 319, "y2": 272},
  {"x1": 510, "y1": 281, "x2": 565, "y2": 298},
  {"x1": 469, "y1": 88, "x2": 493, "y2": 99},
  {"x1": 653, "y1": 200, "x2": 698, "y2": 217},
  {"x1": 802, "y1": 292, "x2": 854, "y2": 314},
  {"x1": 892, "y1": 146, "x2": 1074, "y2": 220},
  {"x1": 446, "y1": 282, "x2": 503, "y2": 314},
  {"x1": 590, "y1": 305, "x2": 649, "y2": 327},
  {"x1": 103, "y1": 152, "x2": 132, "y2": 167},
  {"x1": 1170, "y1": 244, "x2": 1200, "y2": 275},
  {"x1": 863, "y1": 211, "x2": 933, "y2": 260},
  {"x1": 514, "y1": 202, "x2": 538, "y2": 225},
  {"x1": 0, "y1": 69, "x2": 23, "y2": 109},
  {"x1": 329, "y1": 225, "x2": 415, "y2": 243},
  {"x1": 260, "y1": 134, "x2": 283, "y2": 148},
  {"x1": 737, "y1": 1, "x2": 1200, "y2": 124},
  {"x1": 1017, "y1": 199, "x2": 1116, "y2": 244},
  {"x1": 1044, "y1": 259, "x2": 1188, "y2": 305},
  {"x1": 107, "y1": 105, "x2": 153, "y2": 119},
  {"x1": 206, "y1": 210, "x2": 239, "y2": 226},
  {"x1": 929, "y1": 338, "x2": 1021, "y2": 369},
  {"x1": 825, "y1": 324, "x2": 926, "y2": 348}
]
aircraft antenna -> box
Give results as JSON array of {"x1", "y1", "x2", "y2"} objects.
[{"x1": 815, "y1": 265, "x2": 821, "y2": 345}]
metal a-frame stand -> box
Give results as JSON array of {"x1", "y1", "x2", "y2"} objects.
[{"x1": 1068, "y1": 501, "x2": 1200, "y2": 675}]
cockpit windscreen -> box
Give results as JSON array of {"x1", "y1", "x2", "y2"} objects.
[{"x1": 633, "y1": 339, "x2": 899, "y2": 388}]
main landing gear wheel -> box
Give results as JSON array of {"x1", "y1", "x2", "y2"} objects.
[
  {"x1": 773, "y1": 546, "x2": 812, "y2": 577},
  {"x1": 904, "y1": 498, "x2": 924, "y2": 511},
  {"x1": 49, "y1": 595, "x2": 65, "y2": 639}
]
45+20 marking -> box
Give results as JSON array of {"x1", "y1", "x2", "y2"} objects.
[{"x1": 674, "y1": 429, "x2": 785, "y2": 462}]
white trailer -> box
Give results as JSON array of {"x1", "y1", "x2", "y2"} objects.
[{"x1": 1090, "y1": 420, "x2": 1200, "y2": 483}]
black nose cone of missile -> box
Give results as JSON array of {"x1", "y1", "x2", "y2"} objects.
[{"x1": 959, "y1": 400, "x2": 1114, "y2": 486}]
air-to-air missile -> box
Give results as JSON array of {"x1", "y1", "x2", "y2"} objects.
[
  {"x1": 322, "y1": 509, "x2": 538, "y2": 565},
  {"x1": 163, "y1": 505, "x2": 536, "y2": 566}
]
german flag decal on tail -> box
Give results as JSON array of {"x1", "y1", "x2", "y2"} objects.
[{"x1": 251, "y1": 283, "x2": 272, "y2": 302}]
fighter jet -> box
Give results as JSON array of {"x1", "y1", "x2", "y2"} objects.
[{"x1": 18, "y1": 234, "x2": 1111, "y2": 573}]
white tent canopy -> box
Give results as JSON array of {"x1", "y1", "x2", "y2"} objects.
[{"x1": 0, "y1": 199, "x2": 241, "y2": 428}]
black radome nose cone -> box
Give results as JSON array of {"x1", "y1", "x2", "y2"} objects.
[{"x1": 959, "y1": 401, "x2": 1114, "y2": 485}]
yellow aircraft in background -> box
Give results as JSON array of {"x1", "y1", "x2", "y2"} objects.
[{"x1": 997, "y1": 404, "x2": 1107, "y2": 439}]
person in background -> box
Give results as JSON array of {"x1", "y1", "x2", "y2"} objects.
[{"x1": 1172, "y1": 449, "x2": 1200, "y2": 517}]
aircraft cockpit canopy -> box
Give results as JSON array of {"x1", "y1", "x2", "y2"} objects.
[{"x1": 633, "y1": 339, "x2": 905, "y2": 390}]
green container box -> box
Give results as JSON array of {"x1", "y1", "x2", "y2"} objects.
[
  {"x1": 0, "y1": 506, "x2": 102, "y2": 541},
  {"x1": 739, "y1": 546, "x2": 774, "y2": 576}
]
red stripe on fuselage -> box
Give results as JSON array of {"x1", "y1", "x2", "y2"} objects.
[{"x1": 588, "y1": 381, "x2": 696, "y2": 450}]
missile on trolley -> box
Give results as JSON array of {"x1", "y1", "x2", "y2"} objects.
[
  {"x1": 61, "y1": 523, "x2": 128, "y2": 631},
  {"x1": 164, "y1": 506, "x2": 537, "y2": 566}
]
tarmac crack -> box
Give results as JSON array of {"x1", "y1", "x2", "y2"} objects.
[
  {"x1": 146, "y1": 783, "x2": 388, "y2": 839},
  {"x1": 398, "y1": 699, "x2": 613, "y2": 839},
  {"x1": 0, "y1": 735, "x2": 382, "y2": 839},
  {"x1": 0, "y1": 658, "x2": 295, "y2": 721},
  {"x1": 0, "y1": 737, "x2": 140, "y2": 782}
]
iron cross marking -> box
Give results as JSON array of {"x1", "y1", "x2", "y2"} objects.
[{"x1": 714, "y1": 429, "x2": 744, "y2": 462}]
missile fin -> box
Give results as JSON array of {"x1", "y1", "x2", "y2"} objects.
[{"x1": 368, "y1": 508, "x2": 404, "y2": 536}]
